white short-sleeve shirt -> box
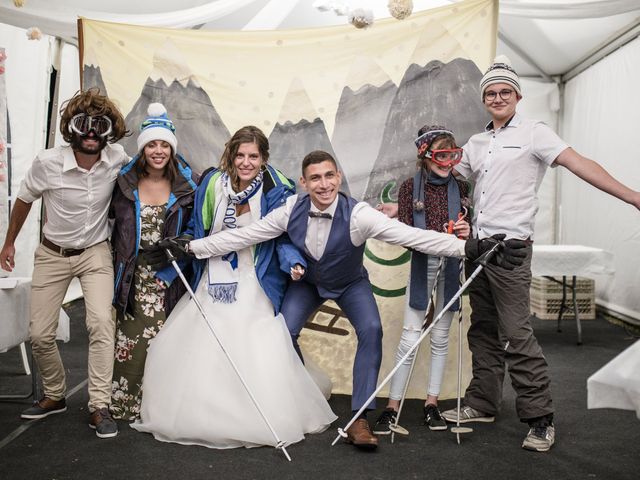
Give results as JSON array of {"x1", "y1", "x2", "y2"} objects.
[
  {"x1": 455, "y1": 113, "x2": 568, "y2": 240},
  {"x1": 17, "y1": 143, "x2": 129, "y2": 249}
]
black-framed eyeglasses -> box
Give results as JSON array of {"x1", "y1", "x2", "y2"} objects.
[{"x1": 484, "y1": 89, "x2": 514, "y2": 102}]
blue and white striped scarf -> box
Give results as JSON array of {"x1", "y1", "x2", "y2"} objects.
[{"x1": 207, "y1": 171, "x2": 263, "y2": 303}]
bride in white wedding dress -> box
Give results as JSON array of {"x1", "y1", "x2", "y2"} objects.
[{"x1": 132, "y1": 127, "x2": 336, "y2": 448}]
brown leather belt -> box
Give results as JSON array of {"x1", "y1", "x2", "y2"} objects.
[{"x1": 42, "y1": 237, "x2": 92, "y2": 257}]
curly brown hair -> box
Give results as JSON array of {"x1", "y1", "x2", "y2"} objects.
[
  {"x1": 59, "y1": 88, "x2": 129, "y2": 143},
  {"x1": 218, "y1": 126, "x2": 269, "y2": 189}
]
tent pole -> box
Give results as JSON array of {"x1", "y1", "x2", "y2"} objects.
[
  {"x1": 46, "y1": 38, "x2": 63, "y2": 150},
  {"x1": 554, "y1": 80, "x2": 565, "y2": 245}
]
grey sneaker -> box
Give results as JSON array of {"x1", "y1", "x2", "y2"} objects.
[
  {"x1": 373, "y1": 408, "x2": 397, "y2": 435},
  {"x1": 522, "y1": 424, "x2": 555, "y2": 452},
  {"x1": 423, "y1": 404, "x2": 447, "y2": 431},
  {"x1": 89, "y1": 408, "x2": 118, "y2": 438},
  {"x1": 442, "y1": 405, "x2": 495, "y2": 423}
]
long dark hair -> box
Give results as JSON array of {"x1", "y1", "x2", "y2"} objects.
[{"x1": 134, "y1": 144, "x2": 179, "y2": 183}]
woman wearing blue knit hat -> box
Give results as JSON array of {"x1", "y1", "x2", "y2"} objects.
[{"x1": 109, "y1": 103, "x2": 198, "y2": 421}]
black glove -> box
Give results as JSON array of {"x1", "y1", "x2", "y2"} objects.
[
  {"x1": 142, "y1": 244, "x2": 170, "y2": 270},
  {"x1": 498, "y1": 238, "x2": 529, "y2": 269},
  {"x1": 464, "y1": 234, "x2": 528, "y2": 270},
  {"x1": 158, "y1": 234, "x2": 194, "y2": 262},
  {"x1": 148, "y1": 235, "x2": 194, "y2": 264}
]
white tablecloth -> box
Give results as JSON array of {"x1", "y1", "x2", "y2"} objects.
[
  {"x1": 0, "y1": 277, "x2": 69, "y2": 352},
  {"x1": 587, "y1": 340, "x2": 640, "y2": 419},
  {"x1": 531, "y1": 245, "x2": 615, "y2": 277}
]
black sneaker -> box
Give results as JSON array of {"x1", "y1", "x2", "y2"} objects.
[
  {"x1": 423, "y1": 404, "x2": 447, "y2": 431},
  {"x1": 373, "y1": 408, "x2": 397, "y2": 435},
  {"x1": 21, "y1": 397, "x2": 67, "y2": 419},
  {"x1": 89, "y1": 408, "x2": 118, "y2": 438}
]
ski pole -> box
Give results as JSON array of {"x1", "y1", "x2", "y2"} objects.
[
  {"x1": 331, "y1": 243, "x2": 499, "y2": 447},
  {"x1": 166, "y1": 249, "x2": 292, "y2": 461}
]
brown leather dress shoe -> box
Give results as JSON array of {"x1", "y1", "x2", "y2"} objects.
[{"x1": 346, "y1": 418, "x2": 378, "y2": 450}]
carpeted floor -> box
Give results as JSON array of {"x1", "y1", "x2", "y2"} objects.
[{"x1": 1, "y1": 300, "x2": 638, "y2": 480}]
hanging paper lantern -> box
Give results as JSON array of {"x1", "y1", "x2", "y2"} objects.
[
  {"x1": 388, "y1": 0, "x2": 413, "y2": 20},
  {"x1": 349, "y1": 8, "x2": 374, "y2": 29},
  {"x1": 26, "y1": 27, "x2": 42, "y2": 40}
]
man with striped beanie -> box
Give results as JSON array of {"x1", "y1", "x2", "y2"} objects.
[{"x1": 441, "y1": 55, "x2": 640, "y2": 452}]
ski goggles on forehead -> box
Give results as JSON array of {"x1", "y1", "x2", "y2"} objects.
[
  {"x1": 426, "y1": 148, "x2": 463, "y2": 167},
  {"x1": 69, "y1": 113, "x2": 112, "y2": 137}
]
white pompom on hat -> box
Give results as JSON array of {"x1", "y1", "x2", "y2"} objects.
[
  {"x1": 479, "y1": 55, "x2": 522, "y2": 101},
  {"x1": 136, "y1": 103, "x2": 178, "y2": 153}
]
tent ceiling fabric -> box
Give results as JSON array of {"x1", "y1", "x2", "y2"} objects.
[{"x1": 0, "y1": 0, "x2": 639, "y2": 77}]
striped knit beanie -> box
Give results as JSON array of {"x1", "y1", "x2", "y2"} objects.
[
  {"x1": 137, "y1": 103, "x2": 177, "y2": 153},
  {"x1": 479, "y1": 55, "x2": 522, "y2": 101},
  {"x1": 414, "y1": 125, "x2": 454, "y2": 159}
]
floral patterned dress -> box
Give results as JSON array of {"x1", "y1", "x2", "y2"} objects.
[{"x1": 111, "y1": 203, "x2": 168, "y2": 420}]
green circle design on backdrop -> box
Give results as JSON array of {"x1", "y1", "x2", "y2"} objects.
[{"x1": 366, "y1": 181, "x2": 409, "y2": 297}]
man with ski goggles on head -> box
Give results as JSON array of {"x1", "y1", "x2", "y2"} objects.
[{"x1": 0, "y1": 88, "x2": 129, "y2": 439}]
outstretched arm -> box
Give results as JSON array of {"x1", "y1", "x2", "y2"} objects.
[
  {"x1": 189, "y1": 205, "x2": 290, "y2": 259},
  {"x1": 352, "y1": 203, "x2": 466, "y2": 258},
  {"x1": 554, "y1": 147, "x2": 640, "y2": 210},
  {"x1": 0, "y1": 198, "x2": 33, "y2": 272}
]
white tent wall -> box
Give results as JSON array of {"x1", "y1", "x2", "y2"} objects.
[
  {"x1": 0, "y1": 24, "x2": 54, "y2": 278},
  {"x1": 560, "y1": 36, "x2": 640, "y2": 323},
  {"x1": 515, "y1": 78, "x2": 561, "y2": 244}
]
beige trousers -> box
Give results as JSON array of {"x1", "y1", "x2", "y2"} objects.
[{"x1": 30, "y1": 241, "x2": 115, "y2": 411}]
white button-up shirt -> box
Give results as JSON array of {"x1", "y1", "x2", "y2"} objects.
[
  {"x1": 190, "y1": 194, "x2": 466, "y2": 261},
  {"x1": 17, "y1": 144, "x2": 129, "y2": 249},
  {"x1": 455, "y1": 114, "x2": 568, "y2": 240}
]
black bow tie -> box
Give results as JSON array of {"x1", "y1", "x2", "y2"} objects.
[{"x1": 308, "y1": 211, "x2": 332, "y2": 219}]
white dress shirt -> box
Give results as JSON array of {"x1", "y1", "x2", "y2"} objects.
[
  {"x1": 17, "y1": 144, "x2": 129, "y2": 249},
  {"x1": 190, "y1": 194, "x2": 466, "y2": 260},
  {"x1": 455, "y1": 114, "x2": 568, "y2": 240}
]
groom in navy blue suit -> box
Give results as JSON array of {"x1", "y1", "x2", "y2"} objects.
[{"x1": 281, "y1": 153, "x2": 389, "y2": 449}]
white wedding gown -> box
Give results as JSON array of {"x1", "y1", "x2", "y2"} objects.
[{"x1": 132, "y1": 213, "x2": 337, "y2": 448}]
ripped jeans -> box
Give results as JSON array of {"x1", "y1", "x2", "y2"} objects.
[{"x1": 388, "y1": 256, "x2": 455, "y2": 400}]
